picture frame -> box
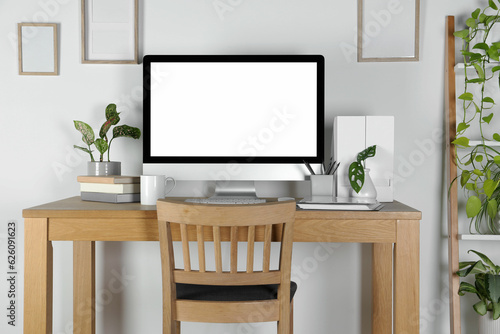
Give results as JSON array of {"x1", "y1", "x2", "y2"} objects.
[
  {"x1": 357, "y1": 0, "x2": 420, "y2": 62},
  {"x1": 81, "y1": 0, "x2": 138, "y2": 64},
  {"x1": 18, "y1": 23, "x2": 58, "y2": 75}
]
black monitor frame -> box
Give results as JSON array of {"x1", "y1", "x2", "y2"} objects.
[{"x1": 143, "y1": 54, "x2": 324, "y2": 164}]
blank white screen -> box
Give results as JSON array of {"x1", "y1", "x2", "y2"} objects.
[{"x1": 150, "y1": 62, "x2": 318, "y2": 158}]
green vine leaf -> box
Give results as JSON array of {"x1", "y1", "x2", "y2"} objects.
[
  {"x1": 452, "y1": 137, "x2": 470, "y2": 147},
  {"x1": 348, "y1": 161, "x2": 364, "y2": 193},
  {"x1": 484, "y1": 179, "x2": 499, "y2": 198},
  {"x1": 461, "y1": 170, "x2": 471, "y2": 187},
  {"x1": 490, "y1": 0, "x2": 498, "y2": 10},
  {"x1": 457, "y1": 122, "x2": 470, "y2": 132},
  {"x1": 488, "y1": 46, "x2": 500, "y2": 61},
  {"x1": 494, "y1": 155, "x2": 500, "y2": 164},
  {"x1": 454, "y1": 29, "x2": 470, "y2": 39},
  {"x1": 458, "y1": 92, "x2": 474, "y2": 101},
  {"x1": 483, "y1": 97, "x2": 495, "y2": 104},
  {"x1": 472, "y1": 8, "x2": 481, "y2": 19},
  {"x1": 483, "y1": 113, "x2": 494, "y2": 124},
  {"x1": 466, "y1": 196, "x2": 482, "y2": 218},
  {"x1": 479, "y1": 13, "x2": 488, "y2": 23},
  {"x1": 493, "y1": 66, "x2": 500, "y2": 73},
  {"x1": 476, "y1": 154, "x2": 484, "y2": 162},
  {"x1": 494, "y1": 133, "x2": 500, "y2": 142},
  {"x1": 466, "y1": 17, "x2": 478, "y2": 29},
  {"x1": 473, "y1": 63, "x2": 485, "y2": 79},
  {"x1": 487, "y1": 199, "x2": 498, "y2": 219}
]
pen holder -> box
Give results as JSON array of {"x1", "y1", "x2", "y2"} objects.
[{"x1": 310, "y1": 175, "x2": 335, "y2": 197}]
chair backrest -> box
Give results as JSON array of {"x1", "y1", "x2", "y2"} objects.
[{"x1": 157, "y1": 199, "x2": 296, "y2": 288}]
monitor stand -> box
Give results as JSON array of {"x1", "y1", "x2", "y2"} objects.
[{"x1": 210, "y1": 181, "x2": 260, "y2": 199}]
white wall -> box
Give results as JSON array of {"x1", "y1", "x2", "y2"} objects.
[{"x1": 0, "y1": 0, "x2": 496, "y2": 333}]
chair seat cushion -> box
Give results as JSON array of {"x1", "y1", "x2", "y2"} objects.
[{"x1": 176, "y1": 282, "x2": 297, "y2": 302}]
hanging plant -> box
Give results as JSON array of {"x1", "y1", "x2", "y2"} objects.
[{"x1": 453, "y1": 1, "x2": 500, "y2": 234}]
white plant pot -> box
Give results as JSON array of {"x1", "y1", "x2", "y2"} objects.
[
  {"x1": 87, "y1": 161, "x2": 121, "y2": 176},
  {"x1": 351, "y1": 168, "x2": 377, "y2": 201},
  {"x1": 479, "y1": 312, "x2": 500, "y2": 334}
]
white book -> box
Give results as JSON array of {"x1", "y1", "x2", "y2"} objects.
[{"x1": 80, "y1": 183, "x2": 140, "y2": 194}]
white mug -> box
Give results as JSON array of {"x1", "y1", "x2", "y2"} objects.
[{"x1": 140, "y1": 175, "x2": 176, "y2": 205}]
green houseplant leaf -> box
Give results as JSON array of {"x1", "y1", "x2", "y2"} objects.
[
  {"x1": 348, "y1": 161, "x2": 364, "y2": 193},
  {"x1": 466, "y1": 196, "x2": 482, "y2": 218},
  {"x1": 73, "y1": 121, "x2": 94, "y2": 145},
  {"x1": 486, "y1": 274, "x2": 500, "y2": 303}
]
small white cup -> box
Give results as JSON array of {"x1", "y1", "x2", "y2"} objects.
[
  {"x1": 140, "y1": 175, "x2": 176, "y2": 205},
  {"x1": 310, "y1": 175, "x2": 335, "y2": 197}
]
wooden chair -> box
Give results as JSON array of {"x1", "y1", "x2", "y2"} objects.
[{"x1": 157, "y1": 199, "x2": 297, "y2": 334}]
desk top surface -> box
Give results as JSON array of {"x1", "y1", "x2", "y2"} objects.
[{"x1": 23, "y1": 196, "x2": 421, "y2": 221}]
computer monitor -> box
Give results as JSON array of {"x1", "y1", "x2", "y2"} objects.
[{"x1": 143, "y1": 55, "x2": 324, "y2": 197}]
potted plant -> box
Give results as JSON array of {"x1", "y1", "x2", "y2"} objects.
[
  {"x1": 457, "y1": 250, "x2": 500, "y2": 332},
  {"x1": 453, "y1": 1, "x2": 500, "y2": 234},
  {"x1": 74, "y1": 103, "x2": 141, "y2": 176},
  {"x1": 348, "y1": 145, "x2": 377, "y2": 200}
]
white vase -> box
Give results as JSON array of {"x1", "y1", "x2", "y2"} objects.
[
  {"x1": 479, "y1": 312, "x2": 500, "y2": 334},
  {"x1": 351, "y1": 168, "x2": 377, "y2": 201}
]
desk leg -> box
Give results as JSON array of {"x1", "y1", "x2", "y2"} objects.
[
  {"x1": 74, "y1": 241, "x2": 95, "y2": 334},
  {"x1": 24, "y1": 218, "x2": 53, "y2": 334},
  {"x1": 372, "y1": 243, "x2": 392, "y2": 334},
  {"x1": 394, "y1": 220, "x2": 420, "y2": 334}
]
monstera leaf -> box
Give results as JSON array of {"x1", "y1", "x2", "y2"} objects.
[{"x1": 349, "y1": 161, "x2": 365, "y2": 193}]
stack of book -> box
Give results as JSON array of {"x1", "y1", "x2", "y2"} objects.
[{"x1": 78, "y1": 175, "x2": 140, "y2": 203}]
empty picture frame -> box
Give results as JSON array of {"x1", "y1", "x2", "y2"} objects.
[
  {"x1": 81, "y1": 0, "x2": 138, "y2": 64},
  {"x1": 357, "y1": 0, "x2": 420, "y2": 62},
  {"x1": 18, "y1": 23, "x2": 58, "y2": 75}
]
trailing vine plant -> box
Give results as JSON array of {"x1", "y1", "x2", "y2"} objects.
[{"x1": 453, "y1": 1, "x2": 500, "y2": 234}]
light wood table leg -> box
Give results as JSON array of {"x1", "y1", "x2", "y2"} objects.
[
  {"x1": 394, "y1": 220, "x2": 420, "y2": 334},
  {"x1": 73, "y1": 241, "x2": 95, "y2": 334},
  {"x1": 24, "y1": 218, "x2": 53, "y2": 334},
  {"x1": 372, "y1": 243, "x2": 392, "y2": 334}
]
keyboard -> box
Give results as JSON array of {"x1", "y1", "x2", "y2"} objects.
[{"x1": 185, "y1": 197, "x2": 266, "y2": 204}]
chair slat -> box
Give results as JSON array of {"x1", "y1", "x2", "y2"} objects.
[
  {"x1": 180, "y1": 223, "x2": 191, "y2": 271},
  {"x1": 263, "y1": 224, "x2": 272, "y2": 272},
  {"x1": 213, "y1": 226, "x2": 222, "y2": 273},
  {"x1": 230, "y1": 226, "x2": 238, "y2": 274},
  {"x1": 247, "y1": 225, "x2": 255, "y2": 273},
  {"x1": 196, "y1": 225, "x2": 205, "y2": 273}
]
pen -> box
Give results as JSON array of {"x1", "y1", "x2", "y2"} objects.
[
  {"x1": 325, "y1": 159, "x2": 335, "y2": 175},
  {"x1": 303, "y1": 160, "x2": 315, "y2": 175},
  {"x1": 331, "y1": 162, "x2": 340, "y2": 175}
]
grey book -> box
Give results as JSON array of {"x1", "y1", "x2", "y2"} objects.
[{"x1": 81, "y1": 192, "x2": 140, "y2": 203}]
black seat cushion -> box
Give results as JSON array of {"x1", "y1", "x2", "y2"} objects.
[{"x1": 176, "y1": 282, "x2": 297, "y2": 302}]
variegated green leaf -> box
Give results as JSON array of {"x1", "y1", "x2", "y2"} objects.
[
  {"x1": 99, "y1": 114, "x2": 120, "y2": 138},
  {"x1": 112, "y1": 125, "x2": 141, "y2": 140},
  {"x1": 105, "y1": 103, "x2": 119, "y2": 120},
  {"x1": 73, "y1": 120, "x2": 95, "y2": 145},
  {"x1": 94, "y1": 138, "x2": 108, "y2": 155}
]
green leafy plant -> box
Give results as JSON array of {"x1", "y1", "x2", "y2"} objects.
[
  {"x1": 348, "y1": 145, "x2": 376, "y2": 193},
  {"x1": 457, "y1": 250, "x2": 500, "y2": 319},
  {"x1": 73, "y1": 103, "x2": 141, "y2": 162},
  {"x1": 453, "y1": 1, "x2": 500, "y2": 234}
]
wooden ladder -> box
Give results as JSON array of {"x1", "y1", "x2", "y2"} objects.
[{"x1": 445, "y1": 15, "x2": 461, "y2": 334}]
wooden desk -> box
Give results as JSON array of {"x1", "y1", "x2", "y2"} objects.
[{"x1": 23, "y1": 196, "x2": 421, "y2": 334}]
